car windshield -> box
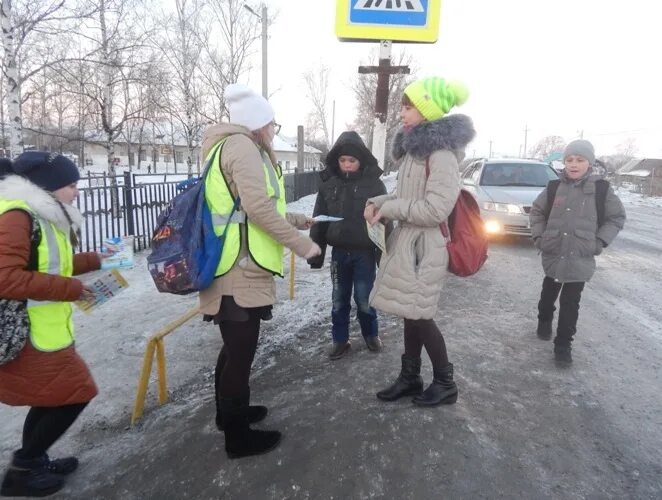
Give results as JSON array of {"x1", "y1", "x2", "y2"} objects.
[{"x1": 480, "y1": 163, "x2": 558, "y2": 187}]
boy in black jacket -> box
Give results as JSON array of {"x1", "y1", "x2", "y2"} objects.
[{"x1": 308, "y1": 131, "x2": 388, "y2": 360}]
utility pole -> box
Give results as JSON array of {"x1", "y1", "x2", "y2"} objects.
[
  {"x1": 244, "y1": 4, "x2": 268, "y2": 98},
  {"x1": 523, "y1": 124, "x2": 529, "y2": 158},
  {"x1": 261, "y1": 5, "x2": 267, "y2": 98},
  {"x1": 358, "y1": 40, "x2": 410, "y2": 169},
  {"x1": 331, "y1": 99, "x2": 336, "y2": 147},
  {"x1": 489, "y1": 140, "x2": 493, "y2": 158}
]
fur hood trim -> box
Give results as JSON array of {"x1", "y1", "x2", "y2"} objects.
[
  {"x1": 392, "y1": 114, "x2": 476, "y2": 161},
  {"x1": 0, "y1": 175, "x2": 83, "y2": 233}
]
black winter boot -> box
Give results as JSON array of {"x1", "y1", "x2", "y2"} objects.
[
  {"x1": 1, "y1": 452, "x2": 64, "y2": 497},
  {"x1": 536, "y1": 320, "x2": 553, "y2": 340},
  {"x1": 554, "y1": 344, "x2": 573, "y2": 366},
  {"x1": 220, "y1": 398, "x2": 281, "y2": 459},
  {"x1": 44, "y1": 454, "x2": 78, "y2": 475},
  {"x1": 216, "y1": 388, "x2": 268, "y2": 431},
  {"x1": 412, "y1": 363, "x2": 458, "y2": 407},
  {"x1": 376, "y1": 354, "x2": 423, "y2": 401}
]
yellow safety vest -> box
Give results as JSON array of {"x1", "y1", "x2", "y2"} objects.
[
  {"x1": 204, "y1": 139, "x2": 287, "y2": 277},
  {"x1": 0, "y1": 199, "x2": 75, "y2": 352}
]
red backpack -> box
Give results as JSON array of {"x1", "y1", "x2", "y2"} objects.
[{"x1": 426, "y1": 159, "x2": 488, "y2": 277}]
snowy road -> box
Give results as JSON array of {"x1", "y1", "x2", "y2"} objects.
[{"x1": 1, "y1": 187, "x2": 661, "y2": 498}]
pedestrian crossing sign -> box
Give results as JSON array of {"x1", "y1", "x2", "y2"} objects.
[{"x1": 336, "y1": 0, "x2": 441, "y2": 43}]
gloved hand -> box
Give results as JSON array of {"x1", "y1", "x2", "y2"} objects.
[
  {"x1": 308, "y1": 256, "x2": 323, "y2": 269},
  {"x1": 533, "y1": 237, "x2": 542, "y2": 250},
  {"x1": 595, "y1": 238, "x2": 604, "y2": 255}
]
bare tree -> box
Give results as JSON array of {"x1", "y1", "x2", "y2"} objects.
[
  {"x1": 616, "y1": 137, "x2": 638, "y2": 158},
  {"x1": 73, "y1": 0, "x2": 155, "y2": 175},
  {"x1": 529, "y1": 135, "x2": 566, "y2": 160},
  {"x1": 156, "y1": 0, "x2": 207, "y2": 176},
  {"x1": 1, "y1": 0, "x2": 29, "y2": 156},
  {"x1": 303, "y1": 63, "x2": 331, "y2": 149},
  {"x1": 351, "y1": 50, "x2": 414, "y2": 172},
  {"x1": 1, "y1": 0, "x2": 98, "y2": 157},
  {"x1": 198, "y1": 0, "x2": 261, "y2": 122},
  {"x1": 0, "y1": 64, "x2": 6, "y2": 153}
]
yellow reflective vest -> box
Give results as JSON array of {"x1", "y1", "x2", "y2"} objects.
[
  {"x1": 0, "y1": 199, "x2": 75, "y2": 352},
  {"x1": 204, "y1": 139, "x2": 287, "y2": 277}
]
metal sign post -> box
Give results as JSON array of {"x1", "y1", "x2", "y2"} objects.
[
  {"x1": 358, "y1": 41, "x2": 410, "y2": 168},
  {"x1": 337, "y1": 1, "x2": 439, "y2": 167}
]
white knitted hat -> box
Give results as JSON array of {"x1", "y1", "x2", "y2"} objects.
[{"x1": 225, "y1": 83, "x2": 274, "y2": 131}]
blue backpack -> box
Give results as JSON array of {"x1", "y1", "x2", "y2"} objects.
[{"x1": 147, "y1": 139, "x2": 239, "y2": 295}]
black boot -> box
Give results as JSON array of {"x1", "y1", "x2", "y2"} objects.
[
  {"x1": 412, "y1": 363, "x2": 458, "y2": 407},
  {"x1": 44, "y1": 454, "x2": 78, "y2": 475},
  {"x1": 536, "y1": 320, "x2": 552, "y2": 340},
  {"x1": 376, "y1": 354, "x2": 423, "y2": 401},
  {"x1": 220, "y1": 398, "x2": 281, "y2": 459},
  {"x1": 216, "y1": 388, "x2": 268, "y2": 431},
  {"x1": 554, "y1": 343, "x2": 573, "y2": 366},
  {"x1": 1, "y1": 452, "x2": 64, "y2": 497}
]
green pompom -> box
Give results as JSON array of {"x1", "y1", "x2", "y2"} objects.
[{"x1": 447, "y1": 81, "x2": 469, "y2": 107}]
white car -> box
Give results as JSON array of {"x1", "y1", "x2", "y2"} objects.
[{"x1": 460, "y1": 158, "x2": 559, "y2": 236}]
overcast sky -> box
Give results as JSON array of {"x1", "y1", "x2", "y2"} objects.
[{"x1": 243, "y1": 0, "x2": 661, "y2": 158}]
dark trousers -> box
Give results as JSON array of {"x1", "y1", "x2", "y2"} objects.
[
  {"x1": 18, "y1": 402, "x2": 88, "y2": 459},
  {"x1": 330, "y1": 248, "x2": 378, "y2": 343},
  {"x1": 214, "y1": 314, "x2": 261, "y2": 401},
  {"x1": 537, "y1": 276, "x2": 585, "y2": 345},
  {"x1": 403, "y1": 319, "x2": 449, "y2": 372}
]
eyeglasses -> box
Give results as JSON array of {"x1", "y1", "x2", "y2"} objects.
[{"x1": 272, "y1": 122, "x2": 281, "y2": 134}]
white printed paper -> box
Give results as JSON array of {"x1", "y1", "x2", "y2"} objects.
[
  {"x1": 366, "y1": 222, "x2": 386, "y2": 253},
  {"x1": 313, "y1": 215, "x2": 343, "y2": 222}
]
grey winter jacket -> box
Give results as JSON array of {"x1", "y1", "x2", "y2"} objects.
[
  {"x1": 368, "y1": 115, "x2": 475, "y2": 320},
  {"x1": 529, "y1": 170, "x2": 626, "y2": 283}
]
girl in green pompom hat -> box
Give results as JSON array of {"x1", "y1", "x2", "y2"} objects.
[{"x1": 363, "y1": 76, "x2": 475, "y2": 408}]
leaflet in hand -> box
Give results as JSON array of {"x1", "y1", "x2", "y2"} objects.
[
  {"x1": 366, "y1": 221, "x2": 386, "y2": 253},
  {"x1": 101, "y1": 236, "x2": 134, "y2": 270},
  {"x1": 76, "y1": 269, "x2": 129, "y2": 313},
  {"x1": 314, "y1": 215, "x2": 343, "y2": 222}
]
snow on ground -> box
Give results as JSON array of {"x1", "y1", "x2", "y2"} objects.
[
  {"x1": 6, "y1": 171, "x2": 654, "y2": 454},
  {"x1": 0, "y1": 173, "x2": 397, "y2": 459},
  {"x1": 614, "y1": 186, "x2": 662, "y2": 209}
]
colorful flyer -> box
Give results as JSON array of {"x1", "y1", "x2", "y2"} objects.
[
  {"x1": 101, "y1": 236, "x2": 135, "y2": 270},
  {"x1": 76, "y1": 269, "x2": 129, "y2": 313}
]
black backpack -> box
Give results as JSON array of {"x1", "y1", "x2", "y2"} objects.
[
  {"x1": 544, "y1": 179, "x2": 609, "y2": 227},
  {"x1": 0, "y1": 212, "x2": 41, "y2": 365}
]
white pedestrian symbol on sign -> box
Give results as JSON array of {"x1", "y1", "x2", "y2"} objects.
[{"x1": 354, "y1": 0, "x2": 424, "y2": 12}]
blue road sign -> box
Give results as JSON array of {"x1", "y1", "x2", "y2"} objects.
[
  {"x1": 336, "y1": 0, "x2": 440, "y2": 43},
  {"x1": 350, "y1": 0, "x2": 429, "y2": 27}
]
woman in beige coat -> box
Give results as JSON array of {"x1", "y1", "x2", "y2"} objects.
[
  {"x1": 200, "y1": 84, "x2": 320, "y2": 459},
  {"x1": 365, "y1": 77, "x2": 475, "y2": 407}
]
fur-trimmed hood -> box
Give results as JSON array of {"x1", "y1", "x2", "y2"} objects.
[
  {"x1": 392, "y1": 114, "x2": 476, "y2": 161},
  {"x1": 0, "y1": 174, "x2": 83, "y2": 233}
]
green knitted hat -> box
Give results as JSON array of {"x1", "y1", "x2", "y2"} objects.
[{"x1": 403, "y1": 77, "x2": 469, "y2": 121}]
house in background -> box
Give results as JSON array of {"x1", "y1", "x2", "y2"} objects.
[
  {"x1": 617, "y1": 158, "x2": 662, "y2": 196},
  {"x1": 272, "y1": 135, "x2": 322, "y2": 173},
  {"x1": 81, "y1": 133, "x2": 322, "y2": 175}
]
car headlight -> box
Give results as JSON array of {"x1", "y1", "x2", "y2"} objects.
[
  {"x1": 484, "y1": 220, "x2": 502, "y2": 234},
  {"x1": 482, "y1": 202, "x2": 523, "y2": 214}
]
